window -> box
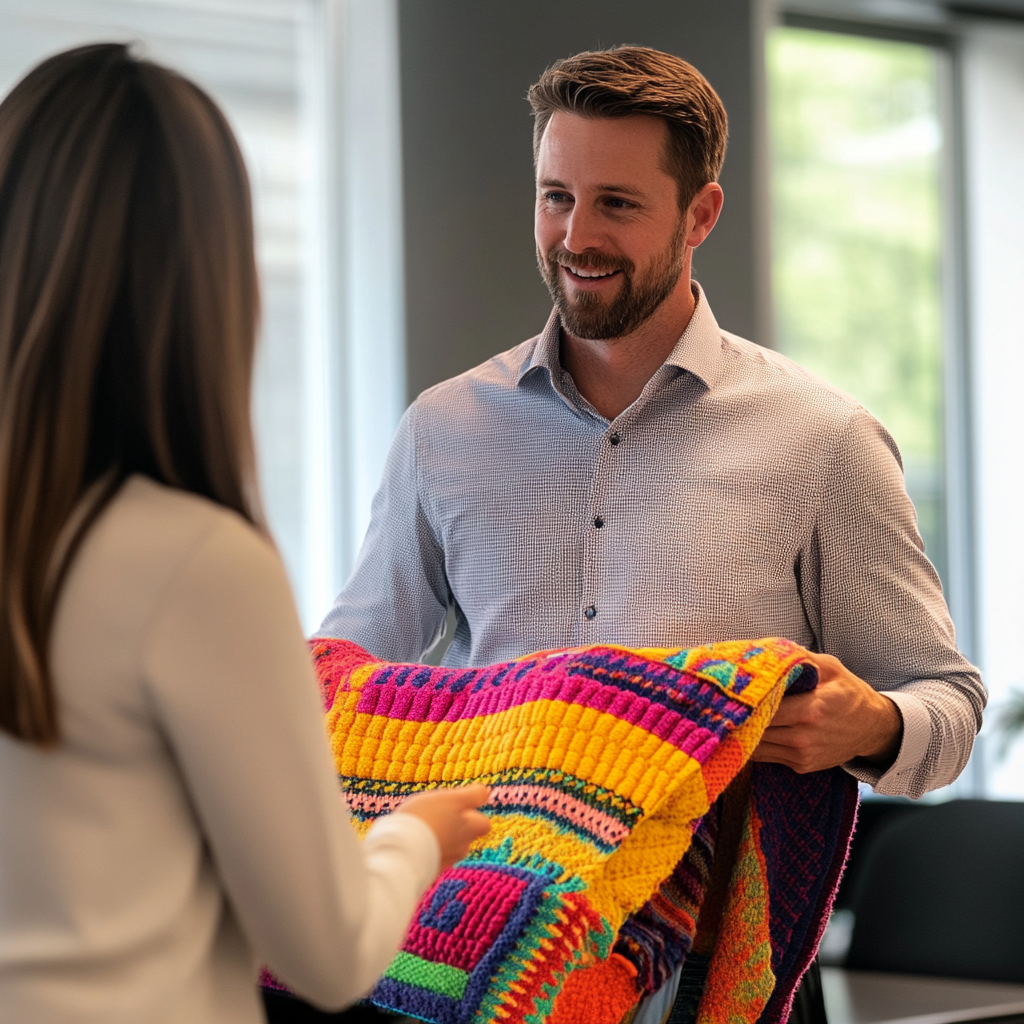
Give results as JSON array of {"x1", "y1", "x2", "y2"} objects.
[
  {"x1": 769, "y1": 16, "x2": 1024, "y2": 799},
  {"x1": 768, "y1": 26, "x2": 949, "y2": 585}
]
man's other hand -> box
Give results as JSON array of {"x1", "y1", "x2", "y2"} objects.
[{"x1": 750, "y1": 653, "x2": 903, "y2": 773}]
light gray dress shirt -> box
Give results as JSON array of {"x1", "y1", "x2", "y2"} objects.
[{"x1": 320, "y1": 286, "x2": 984, "y2": 799}]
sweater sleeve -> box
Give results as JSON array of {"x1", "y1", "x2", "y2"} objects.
[{"x1": 142, "y1": 516, "x2": 439, "y2": 1009}]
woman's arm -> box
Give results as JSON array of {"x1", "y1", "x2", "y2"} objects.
[{"x1": 142, "y1": 515, "x2": 438, "y2": 1008}]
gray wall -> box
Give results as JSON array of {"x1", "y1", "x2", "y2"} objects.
[{"x1": 398, "y1": 0, "x2": 770, "y2": 401}]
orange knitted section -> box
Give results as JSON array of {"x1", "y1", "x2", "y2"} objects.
[
  {"x1": 697, "y1": 802, "x2": 774, "y2": 1023},
  {"x1": 548, "y1": 953, "x2": 640, "y2": 1024},
  {"x1": 491, "y1": 890, "x2": 606, "y2": 1024}
]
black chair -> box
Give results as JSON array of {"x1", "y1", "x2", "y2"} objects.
[
  {"x1": 845, "y1": 799, "x2": 1024, "y2": 984},
  {"x1": 831, "y1": 797, "x2": 930, "y2": 912}
]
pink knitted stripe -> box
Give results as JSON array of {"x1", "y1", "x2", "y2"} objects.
[
  {"x1": 354, "y1": 678, "x2": 726, "y2": 759},
  {"x1": 488, "y1": 784, "x2": 632, "y2": 846},
  {"x1": 345, "y1": 790, "x2": 405, "y2": 816}
]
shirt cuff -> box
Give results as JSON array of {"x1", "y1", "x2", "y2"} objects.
[
  {"x1": 843, "y1": 690, "x2": 931, "y2": 797},
  {"x1": 364, "y1": 811, "x2": 442, "y2": 894}
]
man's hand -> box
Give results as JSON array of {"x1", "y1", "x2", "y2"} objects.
[{"x1": 750, "y1": 653, "x2": 903, "y2": 773}]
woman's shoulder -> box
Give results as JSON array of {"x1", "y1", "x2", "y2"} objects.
[
  {"x1": 60, "y1": 476, "x2": 275, "y2": 635},
  {"x1": 103, "y1": 475, "x2": 263, "y2": 565},
  {"x1": 50, "y1": 478, "x2": 281, "y2": 743},
  {"x1": 115, "y1": 474, "x2": 249, "y2": 527}
]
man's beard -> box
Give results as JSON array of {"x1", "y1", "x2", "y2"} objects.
[{"x1": 537, "y1": 225, "x2": 687, "y2": 340}]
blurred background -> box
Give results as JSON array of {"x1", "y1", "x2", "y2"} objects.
[{"x1": 0, "y1": 0, "x2": 1020, "y2": 801}]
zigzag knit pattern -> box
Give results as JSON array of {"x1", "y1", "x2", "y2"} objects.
[{"x1": 284, "y1": 637, "x2": 857, "y2": 1024}]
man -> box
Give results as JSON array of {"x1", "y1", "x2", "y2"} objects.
[{"x1": 320, "y1": 45, "x2": 983, "y2": 1019}]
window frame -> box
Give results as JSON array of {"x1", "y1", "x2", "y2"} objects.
[{"x1": 769, "y1": 3, "x2": 986, "y2": 792}]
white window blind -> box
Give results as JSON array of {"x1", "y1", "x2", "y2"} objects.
[{"x1": 0, "y1": 0, "x2": 406, "y2": 630}]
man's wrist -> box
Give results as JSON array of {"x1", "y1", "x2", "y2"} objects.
[{"x1": 859, "y1": 693, "x2": 903, "y2": 767}]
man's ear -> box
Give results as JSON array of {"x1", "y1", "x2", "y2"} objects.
[{"x1": 685, "y1": 183, "x2": 724, "y2": 248}]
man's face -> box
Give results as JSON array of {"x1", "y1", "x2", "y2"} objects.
[{"x1": 535, "y1": 112, "x2": 688, "y2": 340}]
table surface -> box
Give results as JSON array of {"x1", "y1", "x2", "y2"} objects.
[{"x1": 822, "y1": 968, "x2": 1024, "y2": 1024}]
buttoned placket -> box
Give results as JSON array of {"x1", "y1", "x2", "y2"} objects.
[
  {"x1": 549, "y1": 370, "x2": 613, "y2": 644},
  {"x1": 579, "y1": 422, "x2": 625, "y2": 639},
  {"x1": 552, "y1": 363, "x2": 672, "y2": 645}
]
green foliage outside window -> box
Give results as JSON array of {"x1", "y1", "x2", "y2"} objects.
[{"x1": 768, "y1": 27, "x2": 947, "y2": 583}]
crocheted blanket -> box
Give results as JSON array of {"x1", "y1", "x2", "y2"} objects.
[{"x1": 276, "y1": 638, "x2": 858, "y2": 1024}]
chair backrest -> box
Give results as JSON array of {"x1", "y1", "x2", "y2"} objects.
[{"x1": 845, "y1": 799, "x2": 1024, "y2": 983}]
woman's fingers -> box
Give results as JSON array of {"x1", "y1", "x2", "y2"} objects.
[{"x1": 395, "y1": 785, "x2": 492, "y2": 870}]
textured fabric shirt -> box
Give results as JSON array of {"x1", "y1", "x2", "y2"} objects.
[
  {"x1": 319, "y1": 286, "x2": 985, "y2": 799},
  {"x1": 0, "y1": 477, "x2": 439, "y2": 1024}
]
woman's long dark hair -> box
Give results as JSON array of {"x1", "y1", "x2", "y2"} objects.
[{"x1": 0, "y1": 44, "x2": 262, "y2": 744}]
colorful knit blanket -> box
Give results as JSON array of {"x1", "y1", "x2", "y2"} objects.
[{"x1": 285, "y1": 638, "x2": 858, "y2": 1024}]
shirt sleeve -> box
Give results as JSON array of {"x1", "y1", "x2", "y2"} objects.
[
  {"x1": 798, "y1": 407, "x2": 986, "y2": 799},
  {"x1": 142, "y1": 516, "x2": 440, "y2": 1010},
  {"x1": 317, "y1": 402, "x2": 451, "y2": 661}
]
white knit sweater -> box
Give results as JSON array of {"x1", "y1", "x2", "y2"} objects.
[{"x1": 0, "y1": 476, "x2": 439, "y2": 1024}]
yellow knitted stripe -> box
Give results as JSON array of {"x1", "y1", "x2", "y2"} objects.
[
  {"x1": 607, "y1": 640, "x2": 801, "y2": 710},
  {"x1": 329, "y1": 701, "x2": 705, "y2": 812},
  {"x1": 581, "y1": 676, "x2": 788, "y2": 931},
  {"x1": 587, "y1": 780, "x2": 711, "y2": 930}
]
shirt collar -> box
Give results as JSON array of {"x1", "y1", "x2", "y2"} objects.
[
  {"x1": 518, "y1": 281, "x2": 724, "y2": 391},
  {"x1": 661, "y1": 282, "x2": 725, "y2": 389}
]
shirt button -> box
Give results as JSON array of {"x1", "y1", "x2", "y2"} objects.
[
  {"x1": 609, "y1": 432, "x2": 621, "y2": 446},
  {"x1": 584, "y1": 605, "x2": 597, "y2": 620},
  {"x1": 594, "y1": 516, "x2": 605, "y2": 529}
]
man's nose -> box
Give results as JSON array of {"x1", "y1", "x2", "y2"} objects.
[{"x1": 562, "y1": 205, "x2": 605, "y2": 254}]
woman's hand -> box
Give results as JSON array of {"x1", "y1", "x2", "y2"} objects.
[{"x1": 396, "y1": 784, "x2": 492, "y2": 870}]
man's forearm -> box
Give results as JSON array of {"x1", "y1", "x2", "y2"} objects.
[{"x1": 844, "y1": 675, "x2": 983, "y2": 799}]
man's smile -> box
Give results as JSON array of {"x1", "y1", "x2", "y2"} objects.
[{"x1": 561, "y1": 264, "x2": 624, "y2": 289}]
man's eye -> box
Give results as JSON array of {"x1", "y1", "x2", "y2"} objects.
[
  {"x1": 605, "y1": 197, "x2": 634, "y2": 209},
  {"x1": 544, "y1": 192, "x2": 571, "y2": 204}
]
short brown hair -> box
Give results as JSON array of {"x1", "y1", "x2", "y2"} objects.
[
  {"x1": 0, "y1": 44, "x2": 261, "y2": 744},
  {"x1": 528, "y1": 46, "x2": 728, "y2": 210}
]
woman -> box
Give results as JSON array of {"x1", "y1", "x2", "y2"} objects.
[{"x1": 0, "y1": 43, "x2": 488, "y2": 1024}]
